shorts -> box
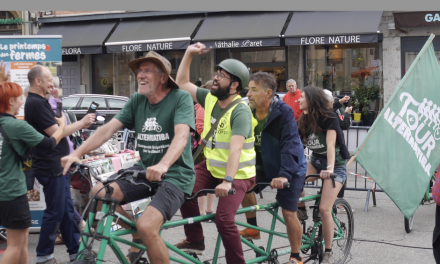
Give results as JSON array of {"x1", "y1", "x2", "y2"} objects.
[
  {"x1": 310, "y1": 154, "x2": 347, "y2": 184},
  {"x1": 254, "y1": 170, "x2": 304, "y2": 212},
  {"x1": 114, "y1": 166, "x2": 186, "y2": 222},
  {"x1": 0, "y1": 194, "x2": 32, "y2": 229}
]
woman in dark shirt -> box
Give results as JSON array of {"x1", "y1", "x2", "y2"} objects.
[
  {"x1": 0, "y1": 82, "x2": 65, "y2": 264},
  {"x1": 297, "y1": 86, "x2": 348, "y2": 264}
]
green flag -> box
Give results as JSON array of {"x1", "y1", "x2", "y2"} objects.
[{"x1": 353, "y1": 34, "x2": 440, "y2": 219}]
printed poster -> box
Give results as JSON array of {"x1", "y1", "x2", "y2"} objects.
[{"x1": 0, "y1": 36, "x2": 62, "y2": 119}]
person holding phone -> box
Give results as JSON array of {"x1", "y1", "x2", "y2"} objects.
[
  {"x1": 25, "y1": 65, "x2": 96, "y2": 264},
  {"x1": 45, "y1": 80, "x2": 89, "y2": 245},
  {"x1": 0, "y1": 81, "x2": 66, "y2": 264}
]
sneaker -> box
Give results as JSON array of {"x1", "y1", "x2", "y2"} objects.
[
  {"x1": 36, "y1": 258, "x2": 60, "y2": 264},
  {"x1": 286, "y1": 256, "x2": 303, "y2": 264},
  {"x1": 297, "y1": 210, "x2": 308, "y2": 221},
  {"x1": 239, "y1": 227, "x2": 261, "y2": 240},
  {"x1": 321, "y1": 252, "x2": 335, "y2": 264},
  {"x1": 174, "y1": 239, "x2": 205, "y2": 255}
]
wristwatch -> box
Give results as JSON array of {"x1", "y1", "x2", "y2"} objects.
[{"x1": 224, "y1": 176, "x2": 234, "y2": 185}]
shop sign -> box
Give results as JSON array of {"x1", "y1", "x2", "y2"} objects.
[
  {"x1": 0, "y1": 36, "x2": 62, "y2": 117},
  {"x1": 0, "y1": 17, "x2": 22, "y2": 25},
  {"x1": 394, "y1": 12, "x2": 440, "y2": 28},
  {"x1": 202, "y1": 38, "x2": 280, "y2": 49},
  {"x1": 106, "y1": 40, "x2": 190, "y2": 53},
  {"x1": 62, "y1": 47, "x2": 82, "y2": 55},
  {"x1": 286, "y1": 34, "x2": 379, "y2": 46},
  {"x1": 62, "y1": 46, "x2": 102, "y2": 55}
]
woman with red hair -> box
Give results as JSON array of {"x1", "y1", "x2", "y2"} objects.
[{"x1": 0, "y1": 80, "x2": 66, "y2": 264}]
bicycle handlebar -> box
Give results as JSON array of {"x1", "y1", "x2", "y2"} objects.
[
  {"x1": 246, "y1": 182, "x2": 290, "y2": 194},
  {"x1": 185, "y1": 188, "x2": 236, "y2": 202},
  {"x1": 67, "y1": 162, "x2": 166, "y2": 192},
  {"x1": 305, "y1": 173, "x2": 337, "y2": 188}
]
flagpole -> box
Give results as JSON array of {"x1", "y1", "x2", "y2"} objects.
[{"x1": 347, "y1": 34, "x2": 436, "y2": 168}]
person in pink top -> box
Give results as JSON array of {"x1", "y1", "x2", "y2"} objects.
[{"x1": 195, "y1": 80, "x2": 216, "y2": 217}]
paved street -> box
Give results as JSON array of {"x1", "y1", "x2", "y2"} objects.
[{"x1": 1, "y1": 165, "x2": 436, "y2": 264}]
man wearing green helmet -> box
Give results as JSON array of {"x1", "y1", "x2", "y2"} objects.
[{"x1": 175, "y1": 42, "x2": 257, "y2": 263}]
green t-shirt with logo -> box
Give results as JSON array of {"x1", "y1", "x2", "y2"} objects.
[
  {"x1": 196, "y1": 87, "x2": 253, "y2": 139},
  {"x1": 115, "y1": 90, "x2": 196, "y2": 195},
  {"x1": 0, "y1": 116, "x2": 44, "y2": 201},
  {"x1": 253, "y1": 113, "x2": 267, "y2": 171}
]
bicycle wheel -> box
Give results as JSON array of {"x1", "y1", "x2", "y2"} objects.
[
  {"x1": 332, "y1": 199, "x2": 354, "y2": 264},
  {"x1": 404, "y1": 213, "x2": 415, "y2": 233}
]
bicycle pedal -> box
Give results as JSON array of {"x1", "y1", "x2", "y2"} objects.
[
  {"x1": 137, "y1": 258, "x2": 149, "y2": 264},
  {"x1": 187, "y1": 252, "x2": 200, "y2": 260}
]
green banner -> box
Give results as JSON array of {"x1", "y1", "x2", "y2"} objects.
[{"x1": 354, "y1": 34, "x2": 440, "y2": 219}]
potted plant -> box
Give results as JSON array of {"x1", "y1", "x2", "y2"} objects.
[{"x1": 352, "y1": 83, "x2": 380, "y2": 124}]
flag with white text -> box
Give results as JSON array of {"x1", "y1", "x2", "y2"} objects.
[{"x1": 354, "y1": 35, "x2": 440, "y2": 219}]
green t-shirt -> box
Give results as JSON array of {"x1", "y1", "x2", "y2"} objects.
[
  {"x1": 196, "y1": 87, "x2": 252, "y2": 139},
  {"x1": 253, "y1": 113, "x2": 267, "y2": 171},
  {"x1": 0, "y1": 116, "x2": 44, "y2": 201},
  {"x1": 115, "y1": 90, "x2": 196, "y2": 195}
]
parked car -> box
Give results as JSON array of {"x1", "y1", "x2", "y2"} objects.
[{"x1": 62, "y1": 94, "x2": 129, "y2": 126}]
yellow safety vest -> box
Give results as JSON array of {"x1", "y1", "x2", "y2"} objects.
[{"x1": 201, "y1": 93, "x2": 257, "y2": 180}]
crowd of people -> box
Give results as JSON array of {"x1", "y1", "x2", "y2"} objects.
[{"x1": 0, "y1": 40, "x2": 357, "y2": 264}]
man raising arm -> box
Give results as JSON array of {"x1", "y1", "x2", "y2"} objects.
[{"x1": 175, "y1": 43, "x2": 256, "y2": 264}]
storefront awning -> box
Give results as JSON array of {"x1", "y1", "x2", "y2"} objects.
[
  {"x1": 105, "y1": 16, "x2": 203, "y2": 53},
  {"x1": 193, "y1": 12, "x2": 290, "y2": 49},
  {"x1": 285, "y1": 11, "x2": 383, "y2": 46},
  {"x1": 394, "y1": 12, "x2": 440, "y2": 28},
  {"x1": 37, "y1": 21, "x2": 117, "y2": 54}
]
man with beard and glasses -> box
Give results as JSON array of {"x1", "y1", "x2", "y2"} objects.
[
  {"x1": 175, "y1": 42, "x2": 256, "y2": 263},
  {"x1": 61, "y1": 51, "x2": 196, "y2": 264}
]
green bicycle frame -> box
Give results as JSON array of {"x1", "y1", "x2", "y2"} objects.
[{"x1": 76, "y1": 192, "x2": 345, "y2": 264}]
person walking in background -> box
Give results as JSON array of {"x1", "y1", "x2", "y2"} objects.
[{"x1": 283, "y1": 79, "x2": 303, "y2": 121}]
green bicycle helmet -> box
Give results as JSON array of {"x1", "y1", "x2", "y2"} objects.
[{"x1": 217, "y1": 59, "x2": 250, "y2": 91}]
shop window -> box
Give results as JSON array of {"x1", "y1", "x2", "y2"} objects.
[
  {"x1": 216, "y1": 47, "x2": 285, "y2": 63},
  {"x1": 404, "y1": 51, "x2": 440, "y2": 75},
  {"x1": 79, "y1": 97, "x2": 107, "y2": 110},
  {"x1": 141, "y1": 51, "x2": 184, "y2": 72},
  {"x1": 305, "y1": 43, "x2": 382, "y2": 95},
  {"x1": 62, "y1": 55, "x2": 78, "y2": 62},
  {"x1": 92, "y1": 54, "x2": 113, "y2": 94},
  {"x1": 107, "y1": 99, "x2": 126, "y2": 110},
  {"x1": 216, "y1": 47, "x2": 287, "y2": 92}
]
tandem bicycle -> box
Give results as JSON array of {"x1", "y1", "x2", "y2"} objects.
[{"x1": 68, "y1": 163, "x2": 353, "y2": 264}]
